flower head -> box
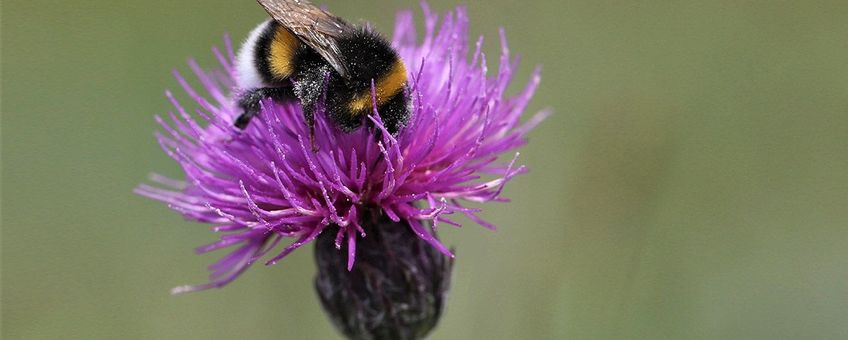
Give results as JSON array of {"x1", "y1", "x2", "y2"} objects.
[{"x1": 136, "y1": 3, "x2": 546, "y2": 295}]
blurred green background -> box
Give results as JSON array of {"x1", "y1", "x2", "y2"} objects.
[{"x1": 3, "y1": 0, "x2": 848, "y2": 339}]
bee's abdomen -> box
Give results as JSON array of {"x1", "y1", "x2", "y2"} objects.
[
  {"x1": 235, "y1": 20, "x2": 273, "y2": 89},
  {"x1": 236, "y1": 20, "x2": 301, "y2": 89},
  {"x1": 264, "y1": 24, "x2": 300, "y2": 81}
]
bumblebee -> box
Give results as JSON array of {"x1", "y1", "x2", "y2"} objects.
[{"x1": 234, "y1": 0, "x2": 411, "y2": 143}]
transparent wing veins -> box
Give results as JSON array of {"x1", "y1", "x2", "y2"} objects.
[{"x1": 257, "y1": 0, "x2": 353, "y2": 79}]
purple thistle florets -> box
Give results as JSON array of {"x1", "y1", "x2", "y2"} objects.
[{"x1": 135, "y1": 3, "x2": 547, "y2": 295}]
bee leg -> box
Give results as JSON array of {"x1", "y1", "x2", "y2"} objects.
[
  {"x1": 234, "y1": 87, "x2": 295, "y2": 129},
  {"x1": 308, "y1": 121, "x2": 318, "y2": 152},
  {"x1": 302, "y1": 105, "x2": 319, "y2": 152}
]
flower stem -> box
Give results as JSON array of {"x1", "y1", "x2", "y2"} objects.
[{"x1": 314, "y1": 210, "x2": 453, "y2": 340}]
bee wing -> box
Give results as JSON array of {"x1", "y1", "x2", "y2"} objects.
[{"x1": 257, "y1": 0, "x2": 353, "y2": 79}]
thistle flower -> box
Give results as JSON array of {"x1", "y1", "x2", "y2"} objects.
[{"x1": 136, "y1": 3, "x2": 546, "y2": 338}]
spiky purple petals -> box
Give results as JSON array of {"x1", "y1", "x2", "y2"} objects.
[{"x1": 135, "y1": 3, "x2": 546, "y2": 294}]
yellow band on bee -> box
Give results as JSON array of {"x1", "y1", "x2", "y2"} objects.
[
  {"x1": 348, "y1": 60, "x2": 408, "y2": 114},
  {"x1": 269, "y1": 28, "x2": 299, "y2": 80}
]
